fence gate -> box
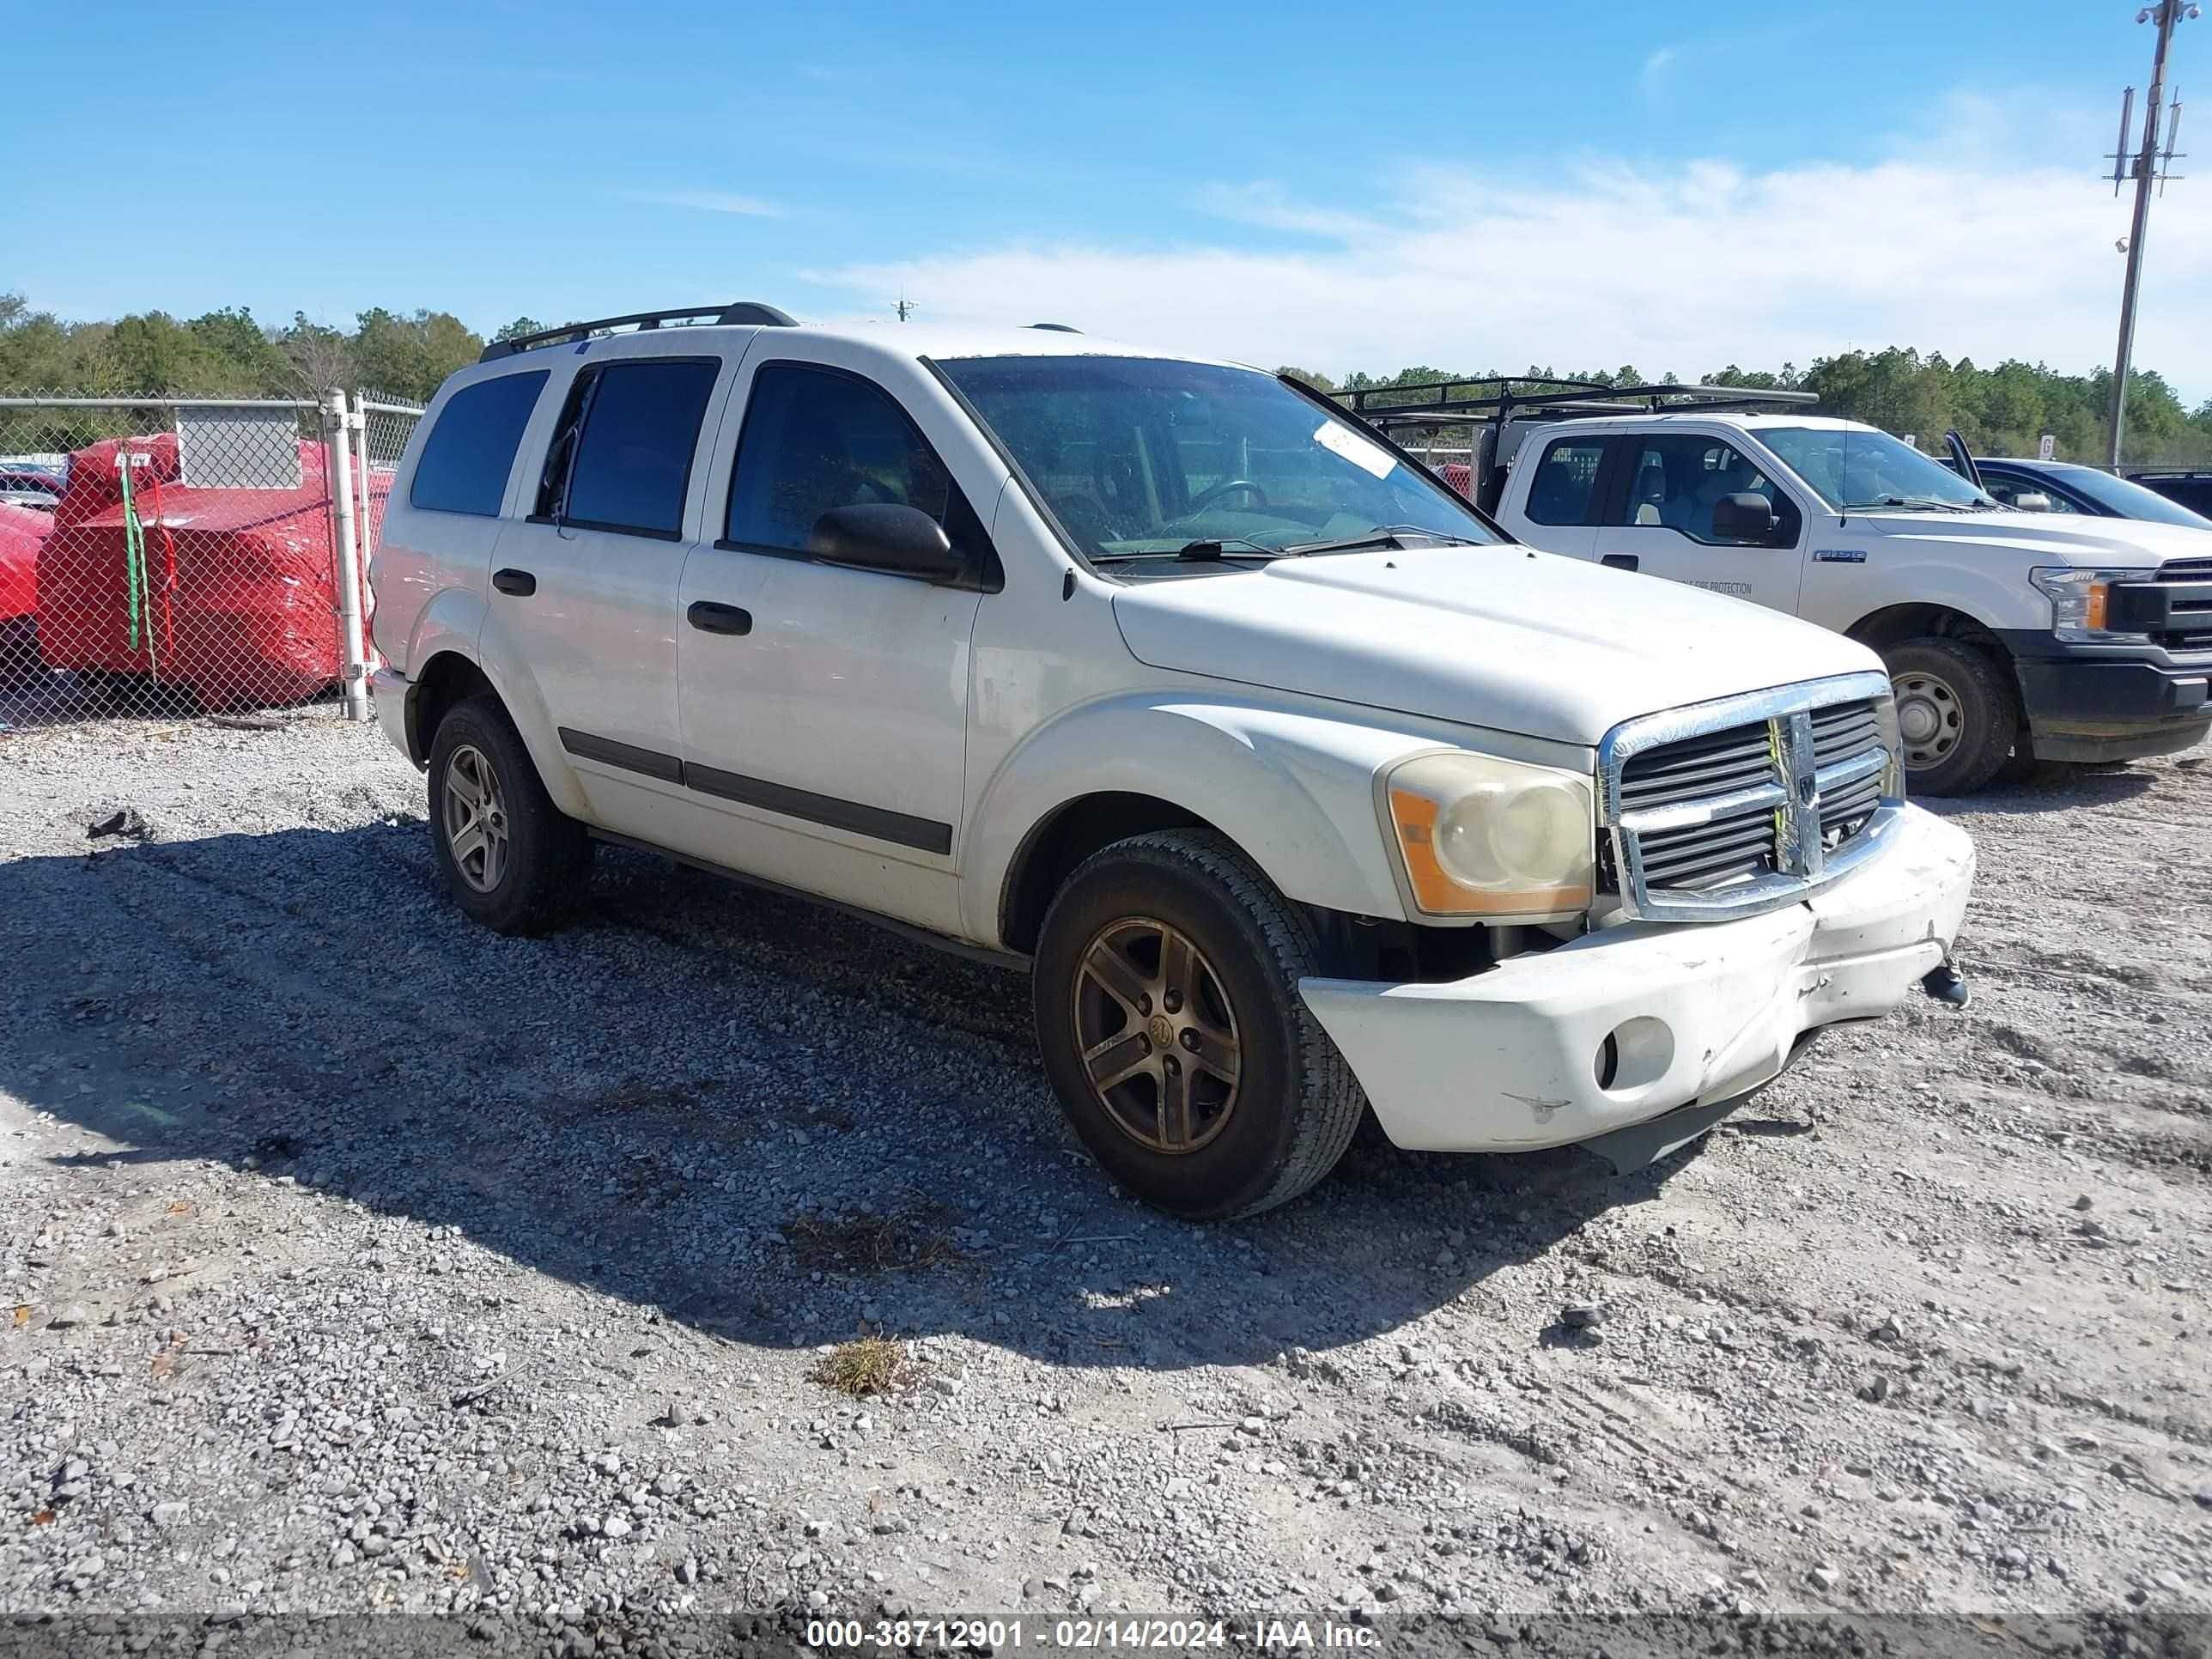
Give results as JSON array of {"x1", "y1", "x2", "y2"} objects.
[{"x1": 0, "y1": 391, "x2": 421, "y2": 730}]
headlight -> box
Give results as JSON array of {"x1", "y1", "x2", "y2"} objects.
[
  {"x1": 1381, "y1": 750, "x2": 1595, "y2": 920},
  {"x1": 2029, "y1": 566, "x2": 2154, "y2": 643}
]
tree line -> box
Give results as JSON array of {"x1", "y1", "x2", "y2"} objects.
[
  {"x1": 3, "y1": 294, "x2": 2207, "y2": 465},
  {"x1": 1279, "y1": 350, "x2": 2212, "y2": 467}
]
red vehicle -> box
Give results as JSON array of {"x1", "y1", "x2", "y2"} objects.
[
  {"x1": 37, "y1": 432, "x2": 382, "y2": 709},
  {"x1": 0, "y1": 501, "x2": 46, "y2": 666}
]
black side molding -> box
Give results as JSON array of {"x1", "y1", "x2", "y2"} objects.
[
  {"x1": 687, "y1": 763, "x2": 953, "y2": 855},
  {"x1": 556, "y1": 729, "x2": 952, "y2": 855},
  {"x1": 556, "y1": 727, "x2": 683, "y2": 783}
]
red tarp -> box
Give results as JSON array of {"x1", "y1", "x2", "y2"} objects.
[
  {"x1": 38, "y1": 433, "x2": 385, "y2": 709},
  {"x1": 0, "y1": 501, "x2": 46, "y2": 623}
]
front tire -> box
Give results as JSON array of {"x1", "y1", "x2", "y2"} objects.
[
  {"x1": 425, "y1": 694, "x2": 592, "y2": 934},
  {"x1": 1031, "y1": 830, "x2": 1364, "y2": 1220},
  {"x1": 1884, "y1": 637, "x2": 2017, "y2": 796}
]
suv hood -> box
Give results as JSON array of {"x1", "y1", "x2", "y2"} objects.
[
  {"x1": 1857, "y1": 509, "x2": 2212, "y2": 566},
  {"x1": 1109, "y1": 546, "x2": 1878, "y2": 748}
]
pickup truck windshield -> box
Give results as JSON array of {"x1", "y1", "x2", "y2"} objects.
[
  {"x1": 933, "y1": 355, "x2": 1502, "y2": 568},
  {"x1": 1759, "y1": 426, "x2": 1995, "y2": 513}
]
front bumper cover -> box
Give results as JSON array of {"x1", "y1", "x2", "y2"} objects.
[
  {"x1": 1996, "y1": 629, "x2": 2211, "y2": 762},
  {"x1": 1299, "y1": 803, "x2": 1974, "y2": 1156}
]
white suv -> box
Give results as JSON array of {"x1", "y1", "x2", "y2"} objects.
[{"x1": 369, "y1": 306, "x2": 1975, "y2": 1219}]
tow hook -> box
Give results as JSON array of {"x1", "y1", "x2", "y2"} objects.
[{"x1": 1921, "y1": 963, "x2": 1971, "y2": 1008}]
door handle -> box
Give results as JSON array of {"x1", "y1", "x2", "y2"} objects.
[
  {"x1": 1601, "y1": 554, "x2": 1639, "y2": 572},
  {"x1": 686, "y1": 600, "x2": 753, "y2": 636},
  {"x1": 492, "y1": 568, "x2": 537, "y2": 597}
]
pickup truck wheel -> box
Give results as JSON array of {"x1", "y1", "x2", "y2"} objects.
[
  {"x1": 1032, "y1": 829, "x2": 1364, "y2": 1220},
  {"x1": 1883, "y1": 638, "x2": 2016, "y2": 796},
  {"x1": 426, "y1": 694, "x2": 592, "y2": 935}
]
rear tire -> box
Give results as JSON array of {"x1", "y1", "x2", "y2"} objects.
[
  {"x1": 1883, "y1": 637, "x2": 2016, "y2": 796},
  {"x1": 1031, "y1": 829, "x2": 1364, "y2": 1220},
  {"x1": 426, "y1": 694, "x2": 592, "y2": 935}
]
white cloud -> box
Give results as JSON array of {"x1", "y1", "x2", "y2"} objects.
[
  {"x1": 1641, "y1": 45, "x2": 1678, "y2": 86},
  {"x1": 1194, "y1": 180, "x2": 1384, "y2": 241},
  {"x1": 623, "y1": 188, "x2": 787, "y2": 217},
  {"x1": 817, "y1": 149, "x2": 2212, "y2": 400}
]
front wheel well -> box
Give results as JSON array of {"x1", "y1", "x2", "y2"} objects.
[
  {"x1": 407, "y1": 653, "x2": 498, "y2": 765},
  {"x1": 1844, "y1": 602, "x2": 2011, "y2": 662},
  {"x1": 1000, "y1": 793, "x2": 1216, "y2": 955}
]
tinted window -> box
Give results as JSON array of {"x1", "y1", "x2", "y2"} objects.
[
  {"x1": 2064, "y1": 468, "x2": 2212, "y2": 527},
  {"x1": 1613, "y1": 434, "x2": 1801, "y2": 544},
  {"x1": 1527, "y1": 440, "x2": 1605, "y2": 526},
  {"x1": 409, "y1": 371, "x2": 548, "y2": 516},
  {"x1": 561, "y1": 358, "x2": 720, "y2": 538},
  {"x1": 726, "y1": 364, "x2": 956, "y2": 553}
]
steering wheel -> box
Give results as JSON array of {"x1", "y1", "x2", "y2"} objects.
[{"x1": 1184, "y1": 478, "x2": 1269, "y2": 514}]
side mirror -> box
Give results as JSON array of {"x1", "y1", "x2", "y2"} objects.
[
  {"x1": 807, "y1": 503, "x2": 962, "y2": 583},
  {"x1": 2010, "y1": 491, "x2": 2053, "y2": 514},
  {"x1": 1711, "y1": 491, "x2": 1779, "y2": 544}
]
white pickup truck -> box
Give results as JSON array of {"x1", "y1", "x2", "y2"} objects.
[
  {"x1": 1460, "y1": 400, "x2": 2212, "y2": 794},
  {"x1": 370, "y1": 319, "x2": 1974, "y2": 1218}
]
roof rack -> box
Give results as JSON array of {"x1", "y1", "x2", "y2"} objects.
[
  {"x1": 1333, "y1": 374, "x2": 1817, "y2": 428},
  {"x1": 479, "y1": 303, "x2": 798, "y2": 362}
]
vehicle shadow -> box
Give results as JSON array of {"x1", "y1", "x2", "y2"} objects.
[
  {"x1": 1916, "y1": 762, "x2": 2166, "y2": 818},
  {"x1": 0, "y1": 821, "x2": 1698, "y2": 1374}
]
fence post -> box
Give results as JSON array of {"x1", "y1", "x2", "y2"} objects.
[
  {"x1": 322, "y1": 386, "x2": 371, "y2": 722},
  {"x1": 349, "y1": 390, "x2": 382, "y2": 676}
]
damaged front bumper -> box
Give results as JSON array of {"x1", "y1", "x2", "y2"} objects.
[{"x1": 1298, "y1": 803, "x2": 1975, "y2": 1158}]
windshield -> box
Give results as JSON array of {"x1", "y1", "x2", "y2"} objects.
[
  {"x1": 933, "y1": 355, "x2": 1504, "y2": 566},
  {"x1": 1758, "y1": 426, "x2": 1995, "y2": 512},
  {"x1": 2059, "y1": 466, "x2": 2212, "y2": 528}
]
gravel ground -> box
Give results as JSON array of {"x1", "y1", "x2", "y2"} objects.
[{"x1": 0, "y1": 709, "x2": 2206, "y2": 1648}]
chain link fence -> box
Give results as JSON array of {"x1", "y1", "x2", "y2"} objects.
[{"x1": 0, "y1": 392, "x2": 421, "y2": 730}]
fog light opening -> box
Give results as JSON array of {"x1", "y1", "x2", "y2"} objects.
[{"x1": 1596, "y1": 1016, "x2": 1674, "y2": 1096}]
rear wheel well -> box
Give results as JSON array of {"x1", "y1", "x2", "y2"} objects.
[
  {"x1": 408, "y1": 654, "x2": 497, "y2": 765},
  {"x1": 1000, "y1": 793, "x2": 1212, "y2": 955}
]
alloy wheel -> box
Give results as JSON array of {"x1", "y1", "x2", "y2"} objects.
[
  {"x1": 1071, "y1": 917, "x2": 1243, "y2": 1154},
  {"x1": 441, "y1": 744, "x2": 510, "y2": 892}
]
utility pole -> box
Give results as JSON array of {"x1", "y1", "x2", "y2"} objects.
[
  {"x1": 2106, "y1": 0, "x2": 2196, "y2": 467},
  {"x1": 894, "y1": 293, "x2": 916, "y2": 322}
]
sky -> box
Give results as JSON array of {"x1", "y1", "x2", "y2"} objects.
[{"x1": 9, "y1": 1, "x2": 2212, "y2": 400}]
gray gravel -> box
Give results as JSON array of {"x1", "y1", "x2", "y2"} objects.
[{"x1": 0, "y1": 708, "x2": 2207, "y2": 1638}]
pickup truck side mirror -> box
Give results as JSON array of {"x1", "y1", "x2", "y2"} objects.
[
  {"x1": 2009, "y1": 491, "x2": 2054, "y2": 514},
  {"x1": 808, "y1": 503, "x2": 963, "y2": 583},
  {"x1": 1711, "y1": 492, "x2": 1779, "y2": 544}
]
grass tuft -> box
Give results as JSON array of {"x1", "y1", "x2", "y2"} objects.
[
  {"x1": 809, "y1": 1336, "x2": 911, "y2": 1398},
  {"x1": 783, "y1": 1206, "x2": 962, "y2": 1274}
]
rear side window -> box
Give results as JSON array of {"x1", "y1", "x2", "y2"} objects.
[
  {"x1": 1526, "y1": 439, "x2": 1605, "y2": 526},
  {"x1": 538, "y1": 357, "x2": 720, "y2": 539},
  {"x1": 409, "y1": 371, "x2": 549, "y2": 516},
  {"x1": 724, "y1": 364, "x2": 958, "y2": 554}
]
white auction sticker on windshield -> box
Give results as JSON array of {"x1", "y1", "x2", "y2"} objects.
[{"x1": 1314, "y1": 420, "x2": 1395, "y2": 479}]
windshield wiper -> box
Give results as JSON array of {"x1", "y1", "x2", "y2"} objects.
[
  {"x1": 1090, "y1": 538, "x2": 1292, "y2": 565},
  {"x1": 1284, "y1": 525, "x2": 1483, "y2": 556},
  {"x1": 1840, "y1": 495, "x2": 1984, "y2": 513}
]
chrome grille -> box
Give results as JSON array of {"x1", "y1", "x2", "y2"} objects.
[{"x1": 1599, "y1": 672, "x2": 1904, "y2": 922}]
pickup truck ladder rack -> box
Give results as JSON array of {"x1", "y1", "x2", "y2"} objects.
[{"x1": 479, "y1": 303, "x2": 799, "y2": 362}]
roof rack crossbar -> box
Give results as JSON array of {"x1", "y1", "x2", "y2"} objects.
[
  {"x1": 1332, "y1": 380, "x2": 1818, "y2": 428},
  {"x1": 480, "y1": 303, "x2": 798, "y2": 362}
]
